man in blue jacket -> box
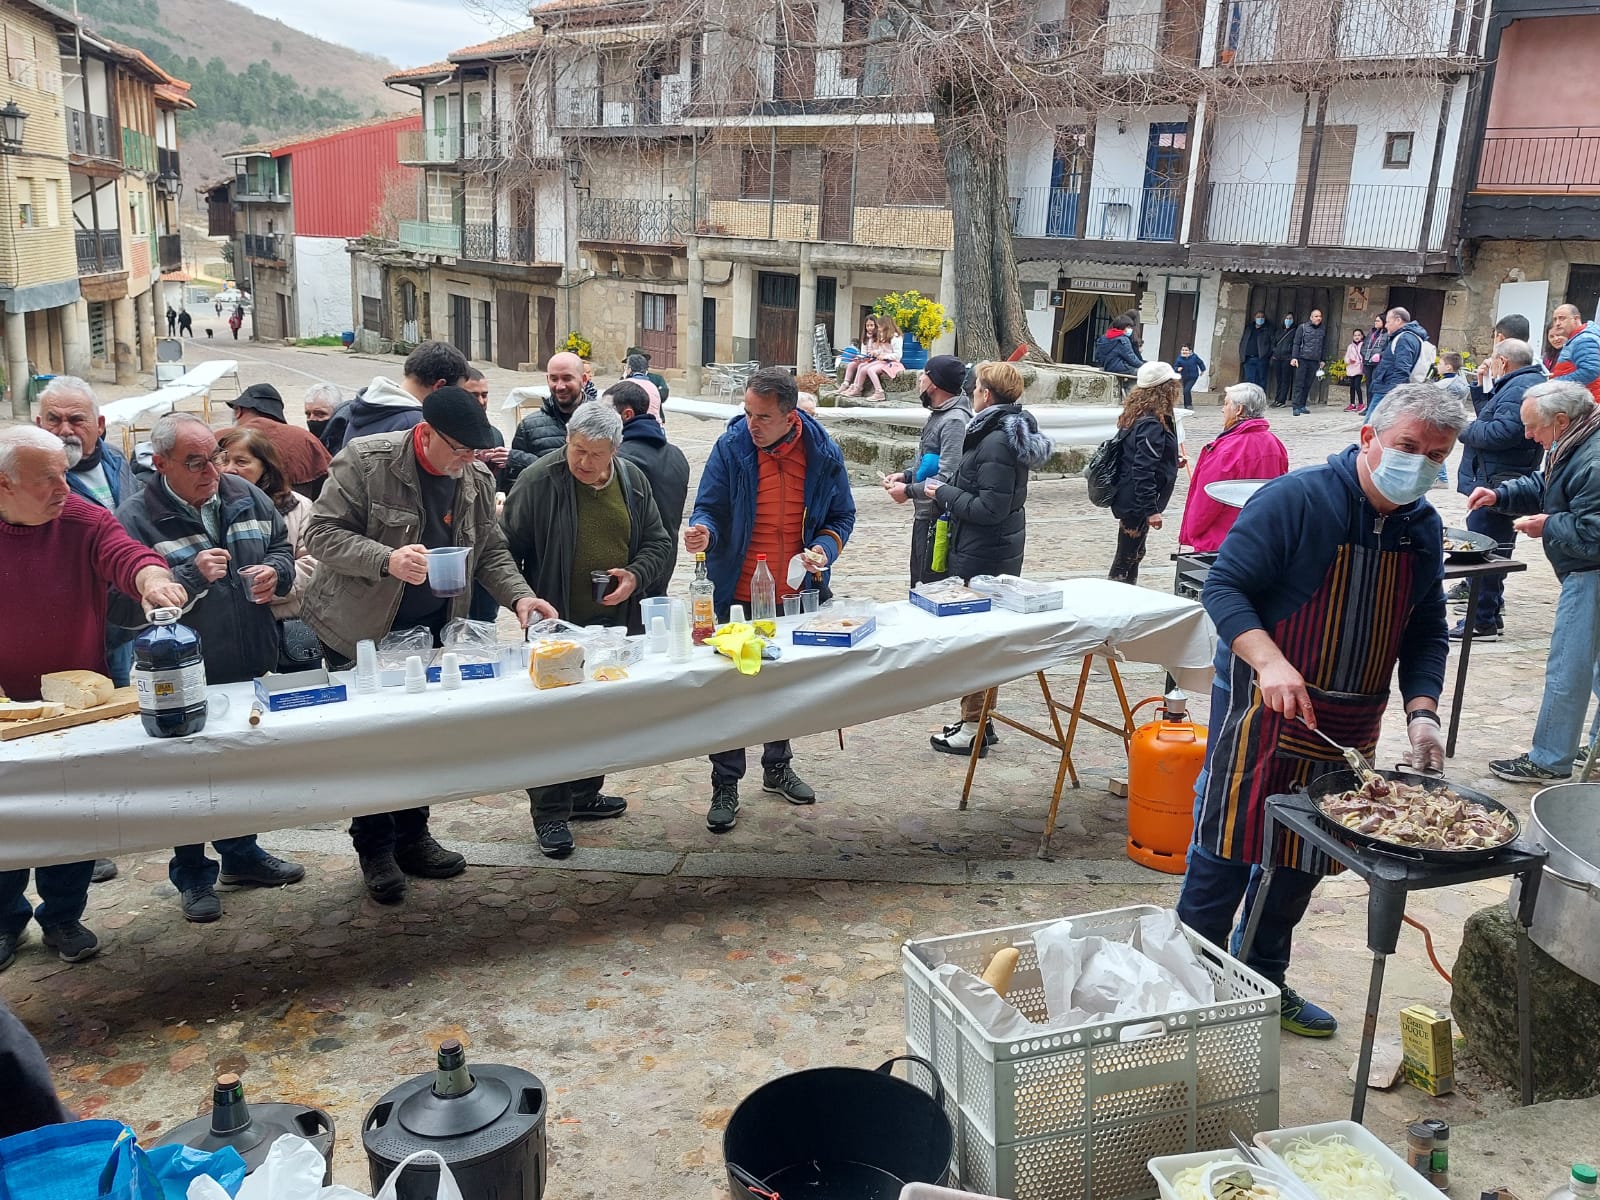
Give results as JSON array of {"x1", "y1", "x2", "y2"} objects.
[
  {"x1": 1454, "y1": 339, "x2": 1544, "y2": 639},
  {"x1": 1093, "y1": 313, "x2": 1144, "y2": 380},
  {"x1": 1549, "y1": 304, "x2": 1600, "y2": 402},
  {"x1": 1177, "y1": 381, "x2": 1469, "y2": 1038},
  {"x1": 1365, "y1": 307, "x2": 1429, "y2": 417},
  {"x1": 682, "y1": 368, "x2": 856, "y2": 833}
]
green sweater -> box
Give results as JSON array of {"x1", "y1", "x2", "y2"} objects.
[{"x1": 568, "y1": 471, "x2": 631, "y2": 625}]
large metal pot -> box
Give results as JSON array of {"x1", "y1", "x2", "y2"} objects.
[{"x1": 1510, "y1": 783, "x2": 1600, "y2": 986}]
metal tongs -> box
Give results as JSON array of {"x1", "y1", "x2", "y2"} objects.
[{"x1": 1296, "y1": 715, "x2": 1382, "y2": 786}]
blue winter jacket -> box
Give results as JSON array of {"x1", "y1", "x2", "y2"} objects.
[
  {"x1": 1094, "y1": 328, "x2": 1144, "y2": 377},
  {"x1": 1368, "y1": 320, "x2": 1428, "y2": 408},
  {"x1": 689, "y1": 411, "x2": 856, "y2": 612},
  {"x1": 1202, "y1": 444, "x2": 1448, "y2": 704},
  {"x1": 1555, "y1": 321, "x2": 1600, "y2": 393},
  {"x1": 65, "y1": 438, "x2": 135, "y2": 508},
  {"x1": 1173, "y1": 352, "x2": 1206, "y2": 384},
  {"x1": 1458, "y1": 364, "x2": 1543, "y2": 494}
]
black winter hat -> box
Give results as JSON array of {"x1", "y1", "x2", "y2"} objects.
[
  {"x1": 422, "y1": 386, "x2": 499, "y2": 449},
  {"x1": 923, "y1": 354, "x2": 967, "y2": 395},
  {"x1": 229, "y1": 383, "x2": 286, "y2": 424}
]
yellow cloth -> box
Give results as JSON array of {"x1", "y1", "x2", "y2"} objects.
[{"x1": 705, "y1": 622, "x2": 766, "y2": 675}]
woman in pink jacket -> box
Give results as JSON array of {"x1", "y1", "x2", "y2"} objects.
[{"x1": 1177, "y1": 382, "x2": 1289, "y2": 552}]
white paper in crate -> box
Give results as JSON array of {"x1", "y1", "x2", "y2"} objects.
[
  {"x1": 936, "y1": 909, "x2": 1215, "y2": 1037},
  {"x1": 188, "y1": 1135, "x2": 465, "y2": 1200}
]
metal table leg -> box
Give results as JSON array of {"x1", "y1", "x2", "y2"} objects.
[
  {"x1": 1446, "y1": 576, "x2": 1485, "y2": 757},
  {"x1": 1517, "y1": 922, "x2": 1534, "y2": 1107},
  {"x1": 1351, "y1": 952, "x2": 1388, "y2": 1124}
]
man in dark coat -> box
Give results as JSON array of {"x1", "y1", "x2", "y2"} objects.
[
  {"x1": 507, "y1": 352, "x2": 591, "y2": 485},
  {"x1": 1288, "y1": 309, "x2": 1328, "y2": 416},
  {"x1": 116, "y1": 413, "x2": 304, "y2": 925},
  {"x1": 608, "y1": 380, "x2": 689, "y2": 595},
  {"x1": 500, "y1": 401, "x2": 672, "y2": 857},
  {"x1": 228, "y1": 382, "x2": 331, "y2": 498},
  {"x1": 1238, "y1": 312, "x2": 1273, "y2": 388},
  {"x1": 1268, "y1": 312, "x2": 1296, "y2": 408}
]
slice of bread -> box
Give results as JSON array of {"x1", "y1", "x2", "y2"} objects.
[
  {"x1": 39, "y1": 670, "x2": 114, "y2": 709},
  {"x1": 0, "y1": 701, "x2": 45, "y2": 721}
]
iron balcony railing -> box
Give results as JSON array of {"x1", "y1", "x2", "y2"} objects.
[
  {"x1": 555, "y1": 81, "x2": 689, "y2": 129},
  {"x1": 1217, "y1": 0, "x2": 1466, "y2": 64},
  {"x1": 66, "y1": 107, "x2": 114, "y2": 159},
  {"x1": 158, "y1": 233, "x2": 182, "y2": 273},
  {"x1": 1201, "y1": 181, "x2": 1456, "y2": 251},
  {"x1": 398, "y1": 220, "x2": 462, "y2": 255},
  {"x1": 75, "y1": 228, "x2": 122, "y2": 274},
  {"x1": 577, "y1": 197, "x2": 693, "y2": 245},
  {"x1": 234, "y1": 175, "x2": 288, "y2": 202},
  {"x1": 243, "y1": 232, "x2": 285, "y2": 261},
  {"x1": 461, "y1": 224, "x2": 564, "y2": 264},
  {"x1": 1477, "y1": 128, "x2": 1600, "y2": 193},
  {"x1": 1010, "y1": 185, "x2": 1185, "y2": 242}
]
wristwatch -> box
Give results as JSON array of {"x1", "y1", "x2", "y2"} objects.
[
  {"x1": 379, "y1": 560, "x2": 391, "y2": 578},
  {"x1": 1405, "y1": 708, "x2": 1441, "y2": 726}
]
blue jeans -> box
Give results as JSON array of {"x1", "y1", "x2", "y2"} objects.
[
  {"x1": 1466, "y1": 506, "x2": 1516, "y2": 628},
  {"x1": 169, "y1": 837, "x2": 267, "y2": 892},
  {"x1": 106, "y1": 640, "x2": 133, "y2": 689},
  {"x1": 0, "y1": 861, "x2": 96, "y2": 936},
  {"x1": 1243, "y1": 358, "x2": 1266, "y2": 388},
  {"x1": 1531, "y1": 569, "x2": 1600, "y2": 772},
  {"x1": 1177, "y1": 843, "x2": 1321, "y2": 987},
  {"x1": 1182, "y1": 381, "x2": 1195, "y2": 408}
]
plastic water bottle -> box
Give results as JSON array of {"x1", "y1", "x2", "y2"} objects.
[
  {"x1": 133, "y1": 607, "x2": 208, "y2": 738},
  {"x1": 1548, "y1": 1165, "x2": 1599, "y2": 1200},
  {"x1": 751, "y1": 554, "x2": 777, "y2": 635}
]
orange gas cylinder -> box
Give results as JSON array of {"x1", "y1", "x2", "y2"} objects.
[{"x1": 1126, "y1": 691, "x2": 1208, "y2": 874}]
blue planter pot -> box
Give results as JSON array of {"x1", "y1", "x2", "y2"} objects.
[{"x1": 901, "y1": 331, "x2": 929, "y2": 371}]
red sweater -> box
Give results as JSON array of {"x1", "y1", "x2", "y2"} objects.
[{"x1": 0, "y1": 494, "x2": 164, "y2": 700}]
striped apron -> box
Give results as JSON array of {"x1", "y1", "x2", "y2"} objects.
[{"x1": 1195, "y1": 508, "x2": 1419, "y2": 874}]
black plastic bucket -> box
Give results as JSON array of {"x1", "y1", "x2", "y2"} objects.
[{"x1": 723, "y1": 1055, "x2": 952, "y2": 1200}]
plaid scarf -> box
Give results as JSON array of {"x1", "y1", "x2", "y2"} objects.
[{"x1": 1549, "y1": 401, "x2": 1600, "y2": 475}]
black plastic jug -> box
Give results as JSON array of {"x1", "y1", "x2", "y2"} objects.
[
  {"x1": 363, "y1": 1040, "x2": 546, "y2": 1200},
  {"x1": 154, "y1": 1074, "x2": 336, "y2": 1184},
  {"x1": 132, "y1": 606, "x2": 208, "y2": 737}
]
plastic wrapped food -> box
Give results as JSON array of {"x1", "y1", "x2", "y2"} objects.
[
  {"x1": 530, "y1": 639, "x2": 585, "y2": 689},
  {"x1": 377, "y1": 626, "x2": 432, "y2": 671},
  {"x1": 440, "y1": 618, "x2": 499, "y2": 658}
]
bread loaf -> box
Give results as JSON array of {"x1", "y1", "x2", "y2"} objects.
[
  {"x1": 981, "y1": 946, "x2": 1021, "y2": 997},
  {"x1": 40, "y1": 670, "x2": 114, "y2": 709}
]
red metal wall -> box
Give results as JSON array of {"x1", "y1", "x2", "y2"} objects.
[{"x1": 285, "y1": 115, "x2": 422, "y2": 238}]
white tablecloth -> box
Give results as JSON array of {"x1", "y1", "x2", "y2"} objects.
[{"x1": 0, "y1": 581, "x2": 1214, "y2": 868}]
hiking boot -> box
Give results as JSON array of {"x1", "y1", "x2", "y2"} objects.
[
  {"x1": 762, "y1": 763, "x2": 816, "y2": 805},
  {"x1": 394, "y1": 835, "x2": 467, "y2": 879},
  {"x1": 359, "y1": 851, "x2": 407, "y2": 902},
  {"x1": 179, "y1": 884, "x2": 222, "y2": 923},
  {"x1": 41, "y1": 920, "x2": 100, "y2": 963},
  {"x1": 1448, "y1": 619, "x2": 1499, "y2": 642},
  {"x1": 1489, "y1": 754, "x2": 1571, "y2": 785},
  {"x1": 570, "y1": 794, "x2": 627, "y2": 821},
  {"x1": 1279, "y1": 985, "x2": 1337, "y2": 1037},
  {"x1": 220, "y1": 853, "x2": 305, "y2": 887},
  {"x1": 0, "y1": 929, "x2": 21, "y2": 972},
  {"x1": 930, "y1": 721, "x2": 991, "y2": 757},
  {"x1": 1444, "y1": 582, "x2": 1470, "y2": 605},
  {"x1": 707, "y1": 782, "x2": 740, "y2": 833},
  {"x1": 535, "y1": 820, "x2": 575, "y2": 858},
  {"x1": 91, "y1": 858, "x2": 118, "y2": 883}
]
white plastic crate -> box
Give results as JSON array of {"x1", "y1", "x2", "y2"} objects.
[{"x1": 902, "y1": 905, "x2": 1280, "y2": 1200}]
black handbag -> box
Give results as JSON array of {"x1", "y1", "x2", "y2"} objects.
[{"x1": 276, "y1": 618, "x2": 322, "y2": 673}]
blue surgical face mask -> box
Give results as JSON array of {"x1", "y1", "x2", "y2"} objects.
[
  {"x1": 1255, "y1": 317, "x2": 1265, "y2": 326},
  {"x1": 1368, "y1": 437, "x2": 1438, "y2": 506},
  {"x1": 1284, "y1": 318, "x2": 1294, "y2": 328}
]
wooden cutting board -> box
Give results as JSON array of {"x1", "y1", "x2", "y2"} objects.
[{"x1": 0, "y1": 688, "x2": 141, "y2": 741}]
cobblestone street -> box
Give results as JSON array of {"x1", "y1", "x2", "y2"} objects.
[{"x1": 0, "y1": 335, "x2": 1582, "y2": 1196}]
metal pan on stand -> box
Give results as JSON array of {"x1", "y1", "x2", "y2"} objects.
[
  {"x1": 1304, "y1": 768, "x2": 1521, "y2": 865},
  {"x1": 1442, "y1": 527, "x2": 1497, "y2": 563}
]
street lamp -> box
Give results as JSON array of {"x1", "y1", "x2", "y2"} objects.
[
  {"x1": 0, "y1": 101, "x2": 29, "y2": 153},
  {"x1": 156, "y1": 169, "x2": 183, "y2": 200}
]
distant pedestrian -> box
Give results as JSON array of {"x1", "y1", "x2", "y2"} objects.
[
  {"x1": 1343, "y1": 329, "x2": 1366, "y2": 412},
  {"x1": 1239, "y1": 312, "x2": 1273, "y2": 389},
  {"x1": 177, "y1": 308, "x2": 193, "y2": 337},
  {"x1": 229, "y1": 304, "x2": 243, "y2": 340},
  {"x1": 1269, "y1": 312, "x2": 1296, "y2": 408},
  {"x1": 214, "y1": 299, "x2": 222, "y2": 318},
  {"x1": 1289, "y1": 309, "x2": 1327, "y2": 416},
  {"x1": 1173, "y1": 344, "x2": 1206, "y2": 409},
  {"x1": 165, "y1": 305, "x2": 176, "y2": 336}
]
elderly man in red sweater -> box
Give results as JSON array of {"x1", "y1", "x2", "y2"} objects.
[{"x1": 0, "y1": 426, "x2": 186, "y2": 970}]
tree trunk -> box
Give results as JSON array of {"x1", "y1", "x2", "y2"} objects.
[{"x1": 934, "y1": 86, "x2": 1047, "y2": 363}]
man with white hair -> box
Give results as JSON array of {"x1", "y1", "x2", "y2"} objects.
[
  {"x1": 1178, "y1": 382, "x2": 1469, "y2": 1038},
  {"x1": 0, "y1": 426, "x2": 187, "y2": 969},
  {"x1": 1470, "y1": 380, "x2": 1600, "y2": 782},
  {"x1": 500, "y1": 401, "x2": 673, "y2": 857}
]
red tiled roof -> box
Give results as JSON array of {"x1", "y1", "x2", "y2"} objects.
[
  {"x1": 532, "y1": 0, "x2": 669, "y2": 27},
  {"x1": 384, "y1": 60, "x2": 454, "y2": 84},
  {"x1": 449, "y1": 28, "x2": 543, "y2": 61}
]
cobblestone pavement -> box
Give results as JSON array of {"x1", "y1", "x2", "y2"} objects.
[{"x1": 1, "y1": 337, "x2": 1577, "y2": 1194}]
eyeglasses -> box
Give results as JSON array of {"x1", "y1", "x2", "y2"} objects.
[
  {"x1": 180, "y1": 449, "x2": 227, "y2": 472},
  {"x1": 433, "y1": 429, "x2": 477, "y2": 458}
]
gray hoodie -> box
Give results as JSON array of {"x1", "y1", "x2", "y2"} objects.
[{"x1": 905, "y1": 392, "x2": 974, "y2": 519}]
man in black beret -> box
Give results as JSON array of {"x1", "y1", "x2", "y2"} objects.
[{"x1": 228, "y1": 382, "x2": 332, "y2": 499}]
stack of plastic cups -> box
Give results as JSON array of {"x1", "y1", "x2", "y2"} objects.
[
  {"x1": 668, "y1": 598, "x2": 693, "y2": 663},
  {"x1": 647, "y1": 616, "x2": 668, "y2": 656},
  {"x1": 404, "y1": 655, "x2": 427, "y2": 694},
  {"x1": 439, "y1": 651, "x2": 463, "y2": 691},
  {"x1": 354, "y1": 639, "x2": 379, "y2": 694}
]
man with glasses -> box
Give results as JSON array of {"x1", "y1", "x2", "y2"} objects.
[
  {"x1": 682, "y1": 367, "x2": 856, "y2": 832},
  {"x1": 116, "y1": 413, "x2": 305, "y2": 924},
  {"x1": 303, "y1": 386, "x2": 556, "y2": 902}
]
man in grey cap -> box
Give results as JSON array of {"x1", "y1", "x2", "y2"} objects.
[
  {"x1": 304, "y1": 386, "x2": 557, "y2": 901},
  {"x1": 879, "y1": 353, "x2": 972, "y2": 585},
  {"x1": 228, "y1": 382, "x2": 331, "y2": 499}
]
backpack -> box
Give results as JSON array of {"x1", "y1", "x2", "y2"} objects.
[
  {"x1": 1408, "y1": 335, "x2": 1438, "y2": 383},
  {"x1": 1085, "y1": 428, "x2": 1128, "y2": 508}
]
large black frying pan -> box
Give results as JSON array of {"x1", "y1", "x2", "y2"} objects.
[
  {"x1": 1442, "y1": 526, "x2": 1497, "y2": 563},
  {"x1": 1304, "y1": 768, "x2": 1520, "y2": 864}
]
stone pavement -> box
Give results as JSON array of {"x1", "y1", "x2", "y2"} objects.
[{"x1": 2, "y1": 339, "x2": 1585, "y2": 1195}]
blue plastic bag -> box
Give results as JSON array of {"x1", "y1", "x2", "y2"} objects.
[{"x1": 0, "y1": 1120, "x2": 247, "y2": 1200}]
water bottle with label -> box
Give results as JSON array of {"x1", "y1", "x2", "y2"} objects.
[{"x1": 132, "y1": 607, "x2": 209, "y2": 738}]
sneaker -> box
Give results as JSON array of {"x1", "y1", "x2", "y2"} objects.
[
  {"x1": 179, "y1": 885, "x2": 222, "y2": 923},
  {"x1": 90, "y1": 858, "x2": 118, "y2": 884},
  {"x1": 41, "y1": 920, "x2": 100, "y2": 963},
  {"x1": 0, "y1": 929, "x2": 20, "y2": 972},
  {"x1": 940, "y1": 719, "x2": 999, "y2": 747},
  {"x1": 1489, "y1": 754, "x2": 1571, "y2": 784},
  {"x1": 762, "y1": 763, "x2": 816, "y2": 805},
  {"x1": 359, "y1": 851, "x2": 407, "y2": 902},
  {"x1": 394, "y1": 835, "x2": 467, "y2": 879},
  {"x1": 1444, "y1": 582, "x2": 1470, "y2": 605},
  {"x1": 535, "y1": 820, "x2": 575, "y2": 858},
  {"x1": 1448, "y1": 619, "x2": 1499, "y2": 642},
  {"x1": 569, "y1": 794, "x2": 627, "y2": 821},
  {"x1": 220, "y1": 853, "x2": 305, "y2": 887},
  {"x1": 707, "y1": 782, "x2": 740, "y2": 833},
  {"x1": 931, "y1": 721, "x2": 989, "y2": 758},
  {"x1": 1279, "y1": 985, "x2": 1338, "y2": 1037}
]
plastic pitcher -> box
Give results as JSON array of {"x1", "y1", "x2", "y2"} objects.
[{"x1": 426, "y1": 547, "x2": 471, "y2": 598}]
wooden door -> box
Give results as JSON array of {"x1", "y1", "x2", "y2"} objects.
[
  {"x1": 449, "y1": 294, "x2": 472, "y2": 358},
  {"x1": 1386, "y1": 287, "x2": 1445, "y2": 342},
  {"x1": 496, "y1": 289, "x2": 528, "y2": 369},
  {"x1": 640, "y1": 292, "x2": 678, "y2": 368},
  {"x1": 536, "y1": 295, "x2": 556, "y2": 363},
  {"x1": 819, "y1": 152, "x2": 853, "y2": 242},
  {"x1": 1139, "y1": 123, "x2": 1187, "y2": 241},
  {"x1": 756, "y1": 272, "x2": 799, "y2": 367},
  {"x1": 1158, "y1": 289, "x2": 1198, "y2": 364},
  {"x1": 1293, "y1": 125, "x2": 1356, "y2": 246}
]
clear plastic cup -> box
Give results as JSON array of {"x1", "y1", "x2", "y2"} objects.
[
  {"x1": 426, "y1": 547, "x2": 471, "y2": 597},
  {"x1": 800, "y1": 590, "x2": 820, "y2": 613},
  {"x1": 782, "y1": 595, "x2": 802, "y2": 618},
  {"x1": 354, "y1": 639, "x2": 380, "y2": 694}
]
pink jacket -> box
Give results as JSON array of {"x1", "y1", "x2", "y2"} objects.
[
  {"x1": 1344, "y1": 340, "x2": 1365, "y2": 377},
  {"x1": 1177, "y1": 417, "x2": 1290, "y2": 552}
]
